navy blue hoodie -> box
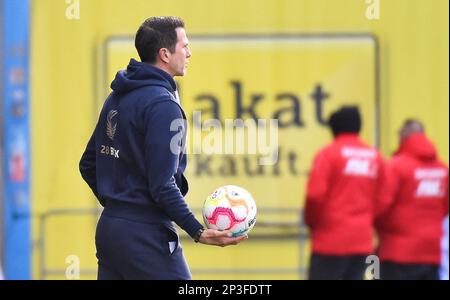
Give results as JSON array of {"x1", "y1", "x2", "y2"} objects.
[{"x1": 80, "y1": 58, "x2": 203, "y2": 239}]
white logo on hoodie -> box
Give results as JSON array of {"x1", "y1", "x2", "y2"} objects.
[{"x1": 106, "y1": 110, "x2": 118, "y2": 141}]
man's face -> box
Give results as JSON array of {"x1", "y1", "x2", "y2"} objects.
[{"x1": 167, "y1": 27, "x2": 191, "y2": 77}]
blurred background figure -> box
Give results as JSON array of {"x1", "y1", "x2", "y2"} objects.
[
  {"x1": 376, "y1": 120, "x2": 449, "y2": 280},
  {"x1": 304, "y1": 106, "x2": 385, "y2": 280},
  {"x1": 440, "y1": 215, "x2": 449, "y2": 280}
]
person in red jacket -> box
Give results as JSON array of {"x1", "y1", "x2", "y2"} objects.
[
  {"x1": 305, "y1": 106, "x2": 385, "y2": 280},
  {"x1": 376, "y1": 119, "x2": 449, "y2": 280}
]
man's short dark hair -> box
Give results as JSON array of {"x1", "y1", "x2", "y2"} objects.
[
  {"x1": 402, "y1": 119, "x2": 425, "y2": 132},
  {"x1": 328, "y1": 106, "x2": 362, "y2": 136},
  {"x1": 135, "y1": 16, "x2": 185, "y2": 63}
]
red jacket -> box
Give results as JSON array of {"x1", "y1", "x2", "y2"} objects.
[
  {"x1": 376, "y1": 133, "x2": 449, "y2": 264},
  {"x1": 305, "y1": 134, "x2": 385, "y2": 255}
]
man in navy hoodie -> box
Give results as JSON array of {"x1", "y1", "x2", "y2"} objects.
[{"x1": 80, "y1": 16, "x2": 247, "y2": 280}]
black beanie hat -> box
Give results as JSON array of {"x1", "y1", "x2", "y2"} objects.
[{"x1": 328, "y1": 106, "x2": 361, "y2": 136}]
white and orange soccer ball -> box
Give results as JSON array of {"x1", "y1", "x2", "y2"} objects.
[{"x1": 202, "y1": 185, "x2": 257, "y2": 237}]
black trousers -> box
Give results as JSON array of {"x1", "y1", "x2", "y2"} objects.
[
  {"x1": 95, "y1": 212, "x2": 191, "y2": 280},
  {"x1": 308, "y1": 253, "x2": 368, "y2": 280},
  {"x1": 380, "y1": 261, "x2": 439, "y2": 280}
]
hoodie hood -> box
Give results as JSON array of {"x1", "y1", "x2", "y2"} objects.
[
  {"x1": 396, "y1": 133, "x2": 437, "y2": 161},
  {"x1": 110, "y1": 58, "x2": 176, "y2": 94}
]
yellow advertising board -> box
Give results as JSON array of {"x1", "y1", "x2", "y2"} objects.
[{"x1": 104, "y1": 34, "x2": 377, "y2": 208}]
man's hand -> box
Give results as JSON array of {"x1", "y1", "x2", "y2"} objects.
[{"x1": 198, "y1": 229, "x2": 248, "y2": 247}]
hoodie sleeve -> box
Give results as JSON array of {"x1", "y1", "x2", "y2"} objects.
[
  {"x1": 373, "y1": 154, "x2": 390, "y2": 218},
  {"x1": 144, "y1": 99, "x2": 203, "y2": 238},
  {"x1": 79, "y1": 131, "x2": 100, "y2": 202},
  {"x1": 375, "y1": 158, "x2": 401, "y2": 225},
  {"x1": 304, "y1": 149, "x2": 332, "y2": 228}
]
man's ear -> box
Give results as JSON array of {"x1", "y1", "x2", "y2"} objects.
[{"x1": 158, "y1": 48, "x2": 170, "y2": 64}]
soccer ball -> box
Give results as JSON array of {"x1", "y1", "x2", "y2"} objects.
[{"x1": 202, "y1": 185, "x2": 257, "y2": 237}]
